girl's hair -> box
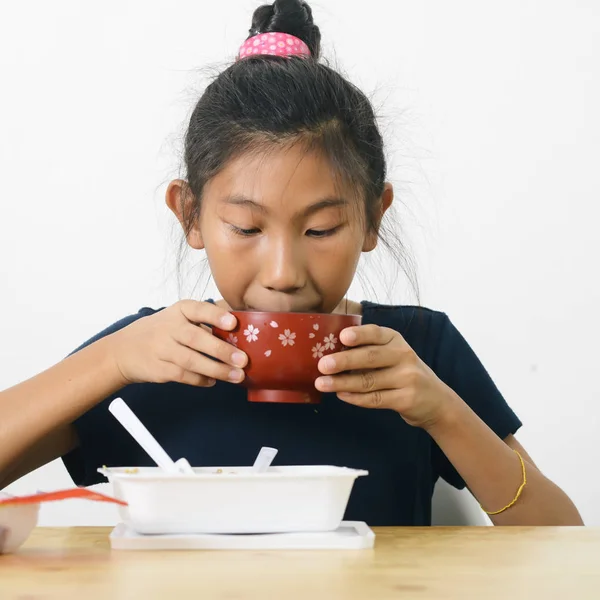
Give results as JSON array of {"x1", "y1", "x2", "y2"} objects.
[{"x1": 180, "y1": 0, "x2": 418, "y2": 301}]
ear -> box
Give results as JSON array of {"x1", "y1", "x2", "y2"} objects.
[
  {"x1": 362, "y1": 182, "x2": 394, "y2": 252},
  {"x1": 165, "y1": 179, "x2": 204, "y2": 250}
]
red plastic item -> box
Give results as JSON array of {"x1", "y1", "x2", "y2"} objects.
[
  {"x1": 0, "y1": 488, "x2": 127, "y2": 507},
  {"x1": 213, "y1": 310, "x2": 361, "y2": 404}
]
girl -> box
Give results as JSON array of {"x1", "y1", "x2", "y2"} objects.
[{"x1": 0, "y1": 0, "x2": 582, "y2": 526}]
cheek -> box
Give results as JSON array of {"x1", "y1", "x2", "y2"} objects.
[
  {"x1": 201, "y1": 224, "x2": 256, "y2": 295},
  {"x1": 307, "y1": 233, "x2": 363, "y2": 287}
]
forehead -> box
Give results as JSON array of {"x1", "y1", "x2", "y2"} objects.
[{"x1": 203, "y1": 143, "x2": 356, "y2": 211}]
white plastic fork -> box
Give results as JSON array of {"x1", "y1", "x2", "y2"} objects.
[{"x1": 108, "y1": 398, "x2": 194, "y2": 475}]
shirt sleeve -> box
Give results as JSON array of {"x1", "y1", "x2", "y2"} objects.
[
  {"x1": 61, "y1": 307, "x2": 159, "y2": 486},
  {"x1": 430, "y1": 314, "x2": 522, "y2": 489}
]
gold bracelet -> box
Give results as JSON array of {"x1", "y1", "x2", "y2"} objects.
[{"x1": 481, "y1": 449, "x2": 527, "y2": 516}]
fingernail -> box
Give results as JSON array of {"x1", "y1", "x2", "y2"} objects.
[
  {"x1": 206, "y1": 378, "x2": 216, "y2": 387},
  {"x1": 318, "y1": 376, "x2": 333, "y2": 389},
  {"x1": 228, "y1": 369, "x2": 244, "y2": 383},
  {"x1": 231, "y1": 352, "x2": 246, "y2": 367},
  {"x1": 343, "y1": 329, "x2": 357, "y2": 343},
  {"x1": 323, "y1": 357, "x2": 336, "y2": 371},
  {"x1": 221, "y1": 314, "x2": 236, "y2": 329}
]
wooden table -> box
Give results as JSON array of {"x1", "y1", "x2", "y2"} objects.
[{"x1": 0, "y1": 527, "x2": 598, "y2": 599}]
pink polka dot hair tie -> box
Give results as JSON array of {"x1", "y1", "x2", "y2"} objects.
[{"x1": 237, "y1": 32, "x2": 311, "y2": 60}]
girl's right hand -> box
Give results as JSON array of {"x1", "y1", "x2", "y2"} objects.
[{"x1": 109, "y1": 300, "x2": 247, "y2": 387}]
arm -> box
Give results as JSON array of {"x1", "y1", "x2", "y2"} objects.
[
  {"x1": 0, "y1": 335, "x2": 127, "y2": 488},
  {"x1": 427, "y1": 394, "x2": 583, "y2": 525},
  {"x1": 1, "y1": 300, "x2": 245, "y2": 489},
  {"x1": 316, "y1": 322, "x2": 583, "y2": 526}
]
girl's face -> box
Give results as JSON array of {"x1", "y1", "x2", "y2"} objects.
[{"x1": 167, "y1": 144, "x2": 393, "y2": 313}]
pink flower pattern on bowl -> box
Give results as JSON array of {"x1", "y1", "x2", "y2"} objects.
[
  {"x1": 244, "y1": 324, "x2": 259, "y2": 343},
  {"x1": 240, "y1": 322, "x2": 341, "y2": 360},
  {"x1": 323, "y1": 334, "x2": 338, "y2": 351},
  {"x1": 278, "y1": 329, "x2": 296, "y2": 347}
]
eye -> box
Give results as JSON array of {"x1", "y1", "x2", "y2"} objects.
[
  {"x1": 229, "y1": 225, "x2": 261, "y2": 237},
  {"x1": 306, "y1": 226, "x2": 341, "y2": 238}
]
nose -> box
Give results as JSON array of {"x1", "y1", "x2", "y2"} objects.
[{"x1": 259, "y1": 233, "x2": 306, "y2": 294}]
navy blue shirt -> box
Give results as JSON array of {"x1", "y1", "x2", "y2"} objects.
[{"x1": 62, "y1": 302, "x2": 521, "y2": 526}]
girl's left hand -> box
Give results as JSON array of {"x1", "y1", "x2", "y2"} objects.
[{"x1": 315, "y1": 325, "x2": 455, "y2": 429}]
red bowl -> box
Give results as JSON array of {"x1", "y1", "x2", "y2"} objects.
[{"x1": 213, "y1": 311, "x2": 362, "y2": 404}]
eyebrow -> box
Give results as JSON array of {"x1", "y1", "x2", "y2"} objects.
[{"x1": 223, "y1": 195, "x2": 349, "y2": 218}]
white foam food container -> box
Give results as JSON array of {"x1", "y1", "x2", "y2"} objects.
[{"x1": 98, "y1": 465, "x2": 368, "y2": 535}]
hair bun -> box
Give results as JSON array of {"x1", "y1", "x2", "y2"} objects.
[{"x1": 248, "y1": 0, "x2": 321, "y2": 59}]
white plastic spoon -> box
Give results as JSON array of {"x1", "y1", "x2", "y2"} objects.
[
  {"x1": 252, "y1": 446, "x2": 278, "y2": 473},
  {"x1": 108, "y1": 398, "x2": 194, "y2": 475}
]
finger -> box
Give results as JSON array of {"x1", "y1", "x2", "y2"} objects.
[
  {"x1": 315, "y1": 367, "x2": 398, "y2": 394},
  {"x1": 318, "y1": 344, "x2": 399, "y2": 375},
  {"x1": 336, "y1": 388, "x2": 400, "y2": 410},
  {"x1": 161, "y1": 362, "x2": 216, "y2": 388},
  {"x1": 177, "y1": 299, "x2": 237, "y2": 330},
  {"x1": 339, "y1": 324, "x2": 397, "y2": 348},
  {"x1": 174, "y1": 323, "x2": 248, "y2": 368},
  {"x1": 169, "y1": 343, "x2": 245, "y2": 384}
]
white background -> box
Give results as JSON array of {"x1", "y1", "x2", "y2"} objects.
[{"x1": 1, "y1": 1, "x2": 598, "y2": 525}]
